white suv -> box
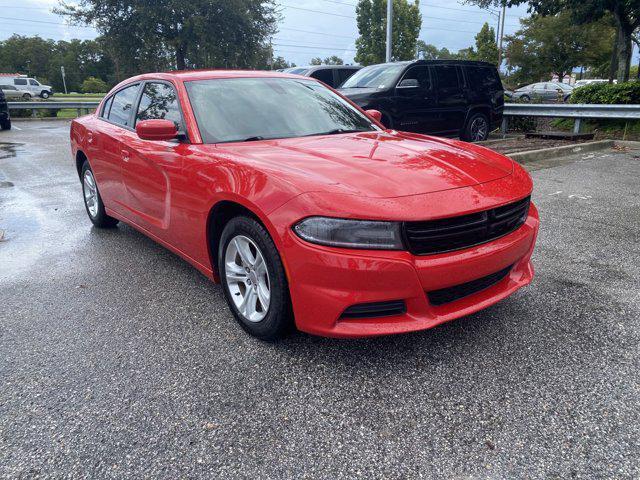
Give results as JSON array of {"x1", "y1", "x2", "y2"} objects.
[{"x1": 10, "y1": 77, "x2": 53, "y2": 98}]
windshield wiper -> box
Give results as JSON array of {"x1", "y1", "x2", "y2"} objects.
[
  {"x1": 308, "y1": 128, "x2": 370, "y2": 136},
  {"x1": 242, "y1": 136, "x2": 265, "y2": 142}
]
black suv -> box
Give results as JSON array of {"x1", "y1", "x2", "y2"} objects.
[
  {"x1": 338, "y1": 60, "x2": 503, "y2": 142},
  {"x1": 0, "y1": 88, "x2": 10, "y2": 130}
]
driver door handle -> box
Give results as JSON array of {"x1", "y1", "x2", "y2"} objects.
[{"x1": 121, "y1": 149, "x2": 130, "y2": 162}]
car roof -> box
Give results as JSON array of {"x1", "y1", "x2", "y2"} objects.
[
  {"x1": 120, "y1": 70, "x2": 318, "y2": 84},
  {"x1": 363, "y1": 60, "x2": 497, "y2": 68}
]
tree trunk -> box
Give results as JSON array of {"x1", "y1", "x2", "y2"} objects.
[
  {"x1": 175, "y1": 45, "x2": 186, "y2": 70},
  {"x1": 614, "y1": 12, "x2": 633, "y2": 83},
  {"x1": 609, "y1": 25, "x2": 620, "y2": 83}
]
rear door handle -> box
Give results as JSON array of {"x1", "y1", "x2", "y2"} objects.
[{"x1": 121, "y1": 149, "x2": 130, "y2": 162}]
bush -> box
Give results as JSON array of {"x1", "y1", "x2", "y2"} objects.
[
  {"x1": 570, "y1": 82, "x2": 640, "y2": 104},
  {"x1": 81, "y1": 76, "x2": 109, "y2": 94}
]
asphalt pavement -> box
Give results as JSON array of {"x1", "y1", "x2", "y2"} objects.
[{"x1": 1, "y1": 121, "x2": 639, "y2": 479}]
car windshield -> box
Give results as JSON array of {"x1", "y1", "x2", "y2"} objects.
[
  {"x1": 185, "y1": 78, "x2": 377, "y2": 144},
  {"x1": 340, "y1": 64, "x2": 406, "y2": 89}
]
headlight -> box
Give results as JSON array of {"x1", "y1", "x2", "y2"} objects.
[{"x1": 293, "y1": 217, "x2": 404, "y2": 250}]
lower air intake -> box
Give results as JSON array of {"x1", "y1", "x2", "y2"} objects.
[
  {"x1": 427, "y1": 265, "x2": 513, "y2": 306},
  {"x1": 340, "y1": 300, "x2": 406, "y2": 319}
]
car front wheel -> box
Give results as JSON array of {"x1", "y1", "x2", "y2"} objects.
[
  {"x1": 219, "y1": 216, "x2": 292, "y2": 340},
  {"x1": 81, "y1": 160, "x2": 119, "y2": 228},
  {"x1": 40, "y1": 91, "x2": 50, "y2": 99}
]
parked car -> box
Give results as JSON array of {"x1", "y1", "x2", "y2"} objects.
[
  {"x1": 574, "y1": 79, "x2": 611, "y2": 88},
  {"x1": 280, "y1": 65, "x2": 361, "y2": 88},
  {"x1": 70, "y1": 70, "x2": 538, "y2": 339},
  {"x1": 512, "y1": 82, "x2": 573, "y2": 102},
  {"x1": 0, "y1": 88, "x2": 10, "y2": 130},
  {"x1": 0, "y1": 84, "x2": 32, "y2": 100},
  {"x1": 338, "y1": 60, "x2": 504, "y2": 142},
  {"x1": 6, "y1": 76, "x2": 53, "y2": 98}
]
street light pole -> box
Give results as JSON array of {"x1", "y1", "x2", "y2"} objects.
[
  {"x1": 386, "y1": 0, "x2": 393, "y2": 62},
  {"x1": 497, "y1": 4, "x2": 506, "y2": 71}
]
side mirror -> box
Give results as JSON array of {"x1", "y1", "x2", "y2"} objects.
[
  {"x1": 397, "y1": 78, "x2": 420, "y2": 89},
  {"x1": 135, "y1": 119, "x2": 178, "y2": 141},
  {"x1": 365, "y1": 109, "x2": 383, "y2": 123}
]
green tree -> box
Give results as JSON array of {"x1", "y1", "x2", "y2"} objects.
[
  {"x1": 57, "y1": 0, "x2": 278, "y2": 78},
  {"x1": 323, "y1": 55, "x2": 344, "y2": 65},
  {"x1": 465, "y1": 0, "x2": 640, "y2": 82},
  {"x1": 310, "y1": 57, "x2": 323, "y2": 65},
  {"x1": 271, "y1": 56, "x2": 295, "y2": 70},
  {"x1": 354, "y1": 0, "x2": 422, "y2": 65},
  {"x1": 415, "y1": 41, "x2": 454, "y2": 59},
  {"x1": 504, "y1": 13, "x2": 614, "y2": 85},
  {"x1": 81, "y1": 76, "x2": 109, "y2": 93},
  {"x1": 474, "y1": 23, "x2": 499, "y2": 64}
]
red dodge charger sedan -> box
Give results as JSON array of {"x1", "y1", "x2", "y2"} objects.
[{"x1": 70, "y1": 70, "x2": 539, "y2": 339}]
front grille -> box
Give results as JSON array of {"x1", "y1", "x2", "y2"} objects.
[
  {"x1": 403, "y1": 196, "x2": 530, "y2": 255},
  {"x1": 427, "y1": 265, "x2": 513, "y2": 306},
  {"x1": 340, "y1": 300, "x2": 406, "y2": 319}
]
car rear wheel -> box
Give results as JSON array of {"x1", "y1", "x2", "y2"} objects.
[
  {"x1": 22, "y1": 93, "x2": 31, "y2": 100},
  {"x1": 219, "y1": 216, "x2": 292, "y2": 340},
  {"x1": 81, "y1": 160, "x2": 119, "y2": 228},
  {"x1": 461, "y1": 112, "x2": 490, "y2": 142}
]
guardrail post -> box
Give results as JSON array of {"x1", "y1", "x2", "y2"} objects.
[
  {"x1": 573, "y1": 118, "x2": 582, "y2": 134},
  {"x1": 501, "y1": 117, "x2": 508, "y2": 136},
  {"x1": 31, "y1": 109, "x2": 37, "y2": 118},
  {"x1": 77, "y1": 108, "x2": 82, "y2": 117}
]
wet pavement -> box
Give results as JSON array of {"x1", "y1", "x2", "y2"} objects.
[{"x1": 1, "y1": 121, "x2": 639, "y2": 478}]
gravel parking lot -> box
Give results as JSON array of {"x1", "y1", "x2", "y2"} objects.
[{"x1": 1, "y1": 121, "x2": 639, "y2": 478}]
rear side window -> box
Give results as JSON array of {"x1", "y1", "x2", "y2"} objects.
[
  {"x1": 466, "y1": 66, "x2": 502, "y2": 90},
  {"x1": 135, "y1": 82, "x2": 183, "y2": 130},
  {"x1": 14, "y1": 79, "x2": 27, "y2": 86},
  {"x1": 101, "y1": 96, "x2": 114, "y2": 118},
  {"x1": 310, "y1": 68, "x2": 335, "y2": 86},
  {"x1": 434, "y1": 65, "x2": 460, "y2": 89},
  {"x1": 107, "y1": 83, "x2": 139, "y2": 127}
]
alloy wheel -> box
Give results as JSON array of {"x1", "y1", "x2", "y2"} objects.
[
  {"x1": 470, "y1": 117, "x2": 488, "y2": 142},
  {"x1": 224, "y1": 235, "x2": 271, "y2": 323},
  {"x1": 83, "y1": 170, "x2": 99, "y2": 218}
]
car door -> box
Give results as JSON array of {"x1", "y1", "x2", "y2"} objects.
[
  {"x1": 433, "y1": 65, "x2": 467, "y2": 134},
  {"x1": 13, "y1": 78, "x2": 29, "y2": 94},
  {"x1": 121, "y1": 81, "x2": 187, "y2": 232},
  {"x1": 92, "y1": 83, "x2": 141, "y2": 216},
  {"x1": 394, "y1": 65, "x2": 438, "y2": 133},
  {"x1": 0, "y1": 86, "x2": 18, "y2": 100}
]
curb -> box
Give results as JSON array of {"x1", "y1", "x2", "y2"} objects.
[{"x1": 508, "y1": 140, "x2": 616, "y2": 163}]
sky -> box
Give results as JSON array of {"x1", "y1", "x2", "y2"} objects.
[{"x1": 2, "y1": 0, "x2": 637, "y2": 69}]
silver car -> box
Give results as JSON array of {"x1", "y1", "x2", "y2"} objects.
[
  {"x1": 513, "y1": 82, "x2": 573, "y2": 102},
  {"x1": 0, "y1": 84, "x2": 32, "y2": 100}
]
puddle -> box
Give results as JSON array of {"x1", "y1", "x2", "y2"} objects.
[
  {"x1": 0, "y1": 181, "x2": 14, "y2": 188},
  {"x1": 0, "y1": 143, "x2": 24, "y2": 160}
]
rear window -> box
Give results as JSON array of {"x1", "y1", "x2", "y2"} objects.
[
  {"x1": 434, "y1": 65, "x2": 460, "y2": 89},
  {"x1": 310, "y1": 68, "x2": 334, "y2": 86},
  {"x1": 466, "y1": 66, "x2": 502, "y2": 91},
  {"x1": 336, "y1": 68, "x2": 359, "y2": 87}
]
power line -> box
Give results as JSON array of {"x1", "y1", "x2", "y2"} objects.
[
  {"x1": 274, "y1": 42, "x2": 356, "y2": 52},
  {"x1": 0, "y1": 16, "x2": 93, "y2": 28},
  {"x1": 280, "y1": 5, "x2": 355, "y2": 19},
  {"x1": 279, "y1": 27, "x2": 355, "y2": 39}
]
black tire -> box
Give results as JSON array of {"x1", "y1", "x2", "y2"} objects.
[
  {"x1": 218, "y1": 216, "x2": 293, "y2": 340},
  {"x1": 0, "y1": 118, "x2": 10, "y2": 130},
  {"x1": 461, "y1": 112, "x2": 490, "y2": 142},
  {"x1": 520, "y1": 94, "x2": 531, "y2": 102},
  {"x1": 22, "y1": 93, "x2": 31, "y2": 100},
  {"x1": 40, "y1": 91, "x2": 50, "y2": 99},
  {"x1": 81, "y1": 160, "x2": 119, "y2": 228}
]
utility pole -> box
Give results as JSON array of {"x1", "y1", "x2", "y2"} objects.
[
  {"x1": 386, "y1": 0, "x2": 393, "y2": 63},
  {"x1": 497, "y1": 4, "x2": 506, "y2": 71},
  {"x1": 60, "y1": 66, "x2": 68, "y2": 94}
]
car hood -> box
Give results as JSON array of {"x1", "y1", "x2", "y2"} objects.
[
  {"x1": 207, "y1": 131, "x2": 514, "y2": 199},
  {"x1": 337, "y1": 87, "x2": 379, "y2": 103}
]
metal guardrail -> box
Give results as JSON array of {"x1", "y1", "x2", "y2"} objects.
[
  {"x1": 8, "y1": 101, "x2": 100, "y2": 118},
  {"x1": 503, "y1": 103, "x2": 640, "y2": 133}
]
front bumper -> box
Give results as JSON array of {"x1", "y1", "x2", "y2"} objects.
[{"x1": 279, "y1": 203, "x2": 539, "y2": 338}]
